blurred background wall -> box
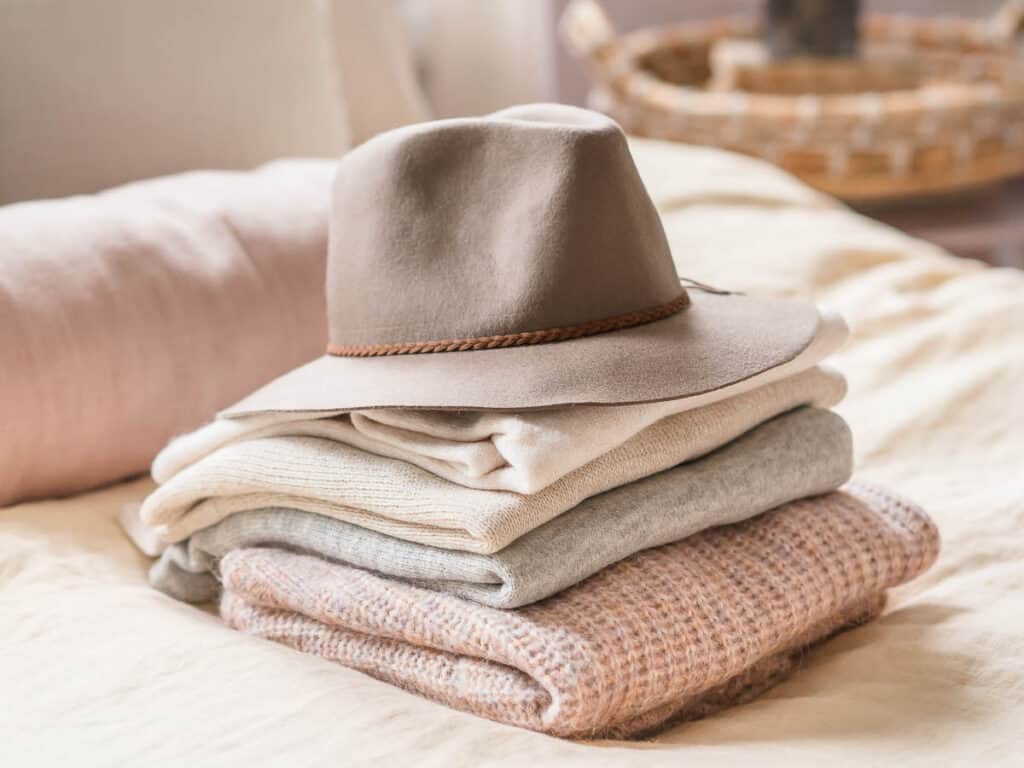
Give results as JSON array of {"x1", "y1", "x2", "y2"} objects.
[{"x1": 0, "y1": 0, "x2": 1008, "y2": 203}]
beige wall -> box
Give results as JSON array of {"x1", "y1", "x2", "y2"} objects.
[{"x1": 0, "y1": 0, "x2": 428, "y2": 204}]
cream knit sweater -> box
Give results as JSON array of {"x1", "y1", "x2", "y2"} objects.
[{"x1": 137, "y1": 367, "x2": 845, "y2": 553}]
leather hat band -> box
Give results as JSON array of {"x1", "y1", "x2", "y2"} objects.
[{"x1": 327, "y1": 290, "x2": 690, "y2": 357}]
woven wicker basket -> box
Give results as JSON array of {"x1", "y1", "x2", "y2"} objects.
[{"x1": 562, "y1": 0, "x2": 1024, "y2": 203}]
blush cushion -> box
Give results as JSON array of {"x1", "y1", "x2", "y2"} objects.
[{"x1": 0, "y1": 160, "x2": 334, "y2": 505}]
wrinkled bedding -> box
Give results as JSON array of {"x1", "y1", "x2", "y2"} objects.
[{"x1": 2, "y1": 139, "x2": 1023, "y2": 766}]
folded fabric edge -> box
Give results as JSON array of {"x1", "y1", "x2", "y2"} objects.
[
  {"x1": 844, "y1": 480, "x2": 942, "y2": 579},
  {"x1": 117, "y1": 503, "x2": 167, "y2": 557}
]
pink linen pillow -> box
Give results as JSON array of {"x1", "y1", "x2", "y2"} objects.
[{"x1": 0, "y1": 160, "x2": 333, "y2": 505}]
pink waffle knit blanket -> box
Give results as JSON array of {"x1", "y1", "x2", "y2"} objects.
[{"x1": 219, "y1": 483, "x2": 939, "y2": 739}]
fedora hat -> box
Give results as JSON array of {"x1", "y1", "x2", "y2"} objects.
[{"x1": 223, "y1": 104, "x2": 827, "y2": 416}]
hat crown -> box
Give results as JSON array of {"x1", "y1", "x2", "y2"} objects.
[{"x1": 326, "y1": 104, "x2": 682, "y2": 350}]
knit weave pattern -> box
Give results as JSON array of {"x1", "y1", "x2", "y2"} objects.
[
  {"x1": 141, "y1": 368, "x2": 844, "y2": 552},
  {"x1": 219, "y1": 482, "x2": 939, "y2": 738}
]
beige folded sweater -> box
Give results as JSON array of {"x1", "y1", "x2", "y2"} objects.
[
  {"x1": 152, "y1": 315, "x2": 846, "y2": 494},
  {"x1": 220, "y1": 483, "x2": 940, "y2": 739},
  {"x1": 138, "y1": 367, "x2": 845, "y2": 552},
  {"x1": 150, "y1": 407, "x2": 853, "y2": 606}
]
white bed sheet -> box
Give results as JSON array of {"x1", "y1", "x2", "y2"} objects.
[{"x1": 2, "y1": 140, "x2": 1022, "y2": 767}]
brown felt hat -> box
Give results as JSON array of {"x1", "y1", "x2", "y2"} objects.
[{"x1": 223, "y1": 104, "x2": 824, "y2": 416}]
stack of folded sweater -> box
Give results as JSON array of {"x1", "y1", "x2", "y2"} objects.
[
  {"x1": 128, "y1": 329, "x2": 938, "y2": 738},
  {"x1": 125, "y1": 104, "x2": 939, "y2": 739}
]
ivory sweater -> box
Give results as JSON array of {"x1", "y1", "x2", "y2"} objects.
[{"x1": 138, "y1": 368, "x2": 845, "y2": 553}]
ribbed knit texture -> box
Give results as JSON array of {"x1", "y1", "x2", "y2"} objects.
[
  {"x1": 139, "y1": 368, "x2": 845, "y2": 552},
  {"x1": 153, "y1": 407, "x2": 852, "y2": 606},
  {"x1": 154, "y1": 366, "x2": 843, "y2": 494},
  {"x1": 219, "y1": 483, "x2": 939, "y2": 738}
]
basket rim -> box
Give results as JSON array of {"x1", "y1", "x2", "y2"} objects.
[{"x1": 604, "y1": 13, "x2": 1024, "y2": 121}]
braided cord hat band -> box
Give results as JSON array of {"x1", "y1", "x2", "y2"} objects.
[{"x1": 327, "y1": 290, "x2": 691, "y2": 357}]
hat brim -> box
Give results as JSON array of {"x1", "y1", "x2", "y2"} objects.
[{"x1": 221, "y1": 291, "x2": 841, "y2": 416}]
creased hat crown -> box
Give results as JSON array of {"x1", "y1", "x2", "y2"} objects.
[{"x1": 325, "y1": 104, "x2": 684, "y2": 353}]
